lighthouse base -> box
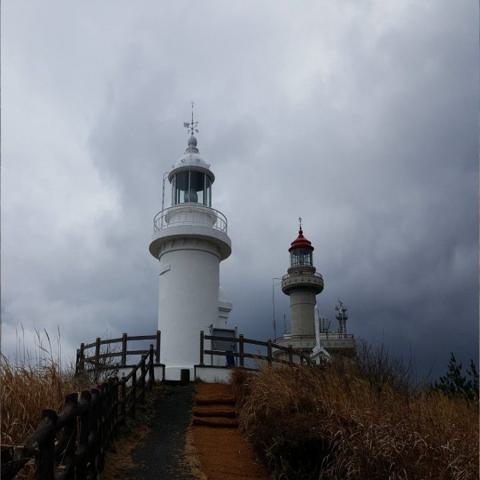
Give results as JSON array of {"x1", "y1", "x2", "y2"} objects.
[
  {"x1": 194, "y1": 365, "x2": 232, "y2": 383},
  {"x1": 163, "y1": 365, "x2": 196, "y2": 382}
]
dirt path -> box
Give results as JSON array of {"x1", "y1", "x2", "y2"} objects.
[
  {"x1": 189, "y1": 383, "x2": 269, "y2": 480},
  {"x1": 127, "y1": 384, "x2": 195, "y2": 480}
]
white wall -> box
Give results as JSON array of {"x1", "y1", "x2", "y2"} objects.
[
  {"x1": 157, "y1": 237, "x2": 220, "y2": 379},
  {"x1": 290, "y1": 290, "x2": 316, "y2": 336}
]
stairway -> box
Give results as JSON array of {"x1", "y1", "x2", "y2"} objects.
[
  {"x1": 192, "y1": 383, "x2": 239, "y2": 428},
  {"x1": 189, "y1": 383, "x2": 268, "y2": 480}
]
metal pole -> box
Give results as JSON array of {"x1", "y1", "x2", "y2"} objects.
[
  {"x1": 161, "y1": 171, "x2": 169, "y2": 228},
  {"x1": 272, "y1": 277, "x2": 281, "y2": 341}
]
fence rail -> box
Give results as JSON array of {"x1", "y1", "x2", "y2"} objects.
[
  {"x1": 1, "y1": 346, "x2": 155, "y2": 480},
  {"x1": 75, "y1": 331, "x2": 162, "y2": 377},
  {"x1": 200, "y1": 331, "x2": 312, "y2": 368}
]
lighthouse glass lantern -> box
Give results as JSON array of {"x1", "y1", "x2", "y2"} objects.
[
  {"x1": 289, "y1": 226, "x2": 314, "y2": 267},
  {"x1": 290, "y1": 248, "x2": 313, "y2": 267},
  {"x1": 172, "y1": 169, "x2": 212, "y2": 206}
]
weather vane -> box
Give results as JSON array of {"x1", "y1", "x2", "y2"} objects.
[
  {"x1": 183, "y1": 101, "x2": 199, "y2": 136},
  {"x1": 298, "y1": 217, "x2": 303, "y2": 231}
]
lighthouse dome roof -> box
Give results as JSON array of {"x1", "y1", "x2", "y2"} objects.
[
  {"x1": 168, "y1": 135, "x2": 215, "y2": 182},
  {"x1": 173, "y1": 151, "x2": 211, "y2": 170},
  {"x1": 288, "y1": 228, "x2": 314, "y2": 252}
]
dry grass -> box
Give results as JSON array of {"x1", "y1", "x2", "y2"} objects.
[
  {"x1": 1, "y1": 328, "x2": 121, "y2": 447},
  {"x1": 232, "y1": 364, "x2": 479, "y2": 480},
  {"x1": 0, "y1": 355, "x2": 89, "y2": 446}
]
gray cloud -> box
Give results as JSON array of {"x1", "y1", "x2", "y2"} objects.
[{"x1": 2, "y1": 0, "x2": 477, "y2": 378}]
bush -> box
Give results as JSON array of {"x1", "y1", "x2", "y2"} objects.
[
  {"x1": 233, "y1": 357, "x2": 478, "y2": 479},
  {"x1": 432, "y1": 353, "x2": 479, "y2": 402}
]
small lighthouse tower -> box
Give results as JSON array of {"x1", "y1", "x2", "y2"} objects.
[
  {"x1": 277, "y1": 219, "x2": 324, "y2": 353},
  {"x1": 149, "y1": 112, "x2": 231, "y2": 380}
]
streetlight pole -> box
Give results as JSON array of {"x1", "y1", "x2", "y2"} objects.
[{"x1": 272, "y1": 277, "x2": 281, "y2": 340}]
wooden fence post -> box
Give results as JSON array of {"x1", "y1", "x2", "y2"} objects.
[
  {"x1": 200, "y1": 331, "x2": 204, "y2": 366},
  {"x1": 109, "y1": 380, "x2": 116, "y2": 444},
  {"x1": 76, "y1": 390, "x2": 91, "y2": 479},
  {"x1": 140, "y1": 358, "x2": 146, "y2": 404},
  {"x1": 155, "y1": 330, "x2": 161, "y2": 363},
  {"x1": 267, "y1": 340, "x2": 272, "y2": 367},
  {"x1": 112, "y1": 377, "x2": 119, "y2": 438},
  {"x1": 89, "y1": 388, "x2": 100, "y2": 477},
  {"x1": 120, "y1": 375, "x2": 126, "y2": 423},
  {"x1": 149, "y1": 344, "x2": 155, "y2": 388},
  {"x1": 121, "y1": 333, "x2": 127, "y2": 366},
  {"x1": 97, "y1": 385, "x2": 106, "y2": 474},
  {"x1": 78, "y1": 343, "x2": 85, "y2": 374},
  {"x1": 131, "y1": 369, "x2": 137, "y2": 419},
  {"x1": 56, "y1": 393, "x2": 78, "y2": 470},
  {"x1": 95, "y1": 337, "x2": 101, "y2": 381},
  {"x1": 239, "y1": 334, "x2": 245, "y2": 367},
  {"x1": 75, "y1": 349, "x2": 79, "y2": 374},
  {"x1": 36, "y1": 409, "x2": 57, "y2": 480},
  {"x1": 288, "y1": 346, "x2": 293, "y2": 365}
]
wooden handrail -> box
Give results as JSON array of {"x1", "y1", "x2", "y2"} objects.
[
  {"x1": 2, "y1": 346, "x2": 156, "y2": 480},
  {"x1": 201, "y1": 331, "x2": 312, "y2": 369},
  {"x1": 82, "y1": 333, "x2": 158, "y2": 350},
  {"x1": 75, "y1": 331, "x2": 162, "y2": 375}
]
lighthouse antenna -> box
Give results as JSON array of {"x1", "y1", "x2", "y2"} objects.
[{"x1": 184, "y1": 101, "x2": 199, "y2": 137}]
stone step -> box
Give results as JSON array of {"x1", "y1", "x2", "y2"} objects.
[
  {"x1": 192, "y1": 416, "x2": 239, "y2": 428},
  {"x1": 192, "y1": 406, "x2": 237, "y2": 418},
  {"x1": 195, "y1": 396, "x2": 236, "y2": 406}
]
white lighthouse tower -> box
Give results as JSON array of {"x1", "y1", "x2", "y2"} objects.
[
  {"x1": 276, "y1": 220, "x2": 324, "y2": 354},
  {"x1": 149, "y1": 113, "x2": 231, "y2": 380}
]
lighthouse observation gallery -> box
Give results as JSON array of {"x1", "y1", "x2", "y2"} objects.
[{"x1": 149, "y1": 121, "x2": 232, "y2": 381}]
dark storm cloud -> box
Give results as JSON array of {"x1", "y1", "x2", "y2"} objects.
[{"x1": 2, "y1": 1, "x2": 477, "y2": 377}]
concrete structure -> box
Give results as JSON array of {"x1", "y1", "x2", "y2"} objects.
[
  {"x1": 275, "y1": 224, "x2": 356, "y2": 358},
  {"x1": 275, "y1": 224, "x2": 324, "y2": 355},
  {"x1": 149, "y1": 120, "x2": 232, "y2": 380}
]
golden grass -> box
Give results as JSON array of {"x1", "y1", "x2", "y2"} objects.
[
  {"x1": 0, "y1": 356, "x2": 89, "y2": 446},
  {"x1": 232, "y1": 365, "x2": 479, "y2": 480}
]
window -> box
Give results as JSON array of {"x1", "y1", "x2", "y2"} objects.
[
  {"x1": 291, "y1": 249, "x2": 312, "y2": 267},
  {"x1": 172, "y1": 169, "x2": 212, "y2": 206}
]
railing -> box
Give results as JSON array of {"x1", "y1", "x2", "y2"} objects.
[
  {"x1": 2, "y1": 346, "x2": 156, "y2": 480},
  {"x1": 317, "y1": 332, "x2": 354, "y2": 340},
  {"x1": 281, "y1": 272, "x2": 323, "y2": 290},
  {"x1": 75, "y1": 331, "x2": 162, "y2": 379},
  {"x1": 199, "y1": 331, "x2": 312, "y2": 369},
  {"x1": 153, "y1": 204, "x2": 228, "y2": 233},
  {"x1": 277, "y1": 333, "x2": 354, "y2": 341}
]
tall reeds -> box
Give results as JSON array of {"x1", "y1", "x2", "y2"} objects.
[
  {"x1": 0, "y1": 329, "x2": 87, "y2": 446},
  {"x1": 232, "y1": 356, "x2": 479, "y2": 480}
]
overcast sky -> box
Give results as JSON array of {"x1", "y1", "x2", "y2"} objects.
[{"x1": 2, "y1": 1, "x2": 478, "y2": 378}]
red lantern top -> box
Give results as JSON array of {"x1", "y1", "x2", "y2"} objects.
[{"x1": 288, "y1": 228, "x2": 314, "y2": 252}]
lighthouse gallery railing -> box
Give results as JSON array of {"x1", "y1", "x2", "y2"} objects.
[{"x1": 153, "y1": 204, "x2": 228, "y2": 233}]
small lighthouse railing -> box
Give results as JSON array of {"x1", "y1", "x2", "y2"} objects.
[{"x1": 153, "y1": 204, "x2": 228, "y2": 233}]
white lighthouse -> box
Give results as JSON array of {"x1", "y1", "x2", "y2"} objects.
[
  {"x1": 149, "y1": 115, "x2": 231, "y2": 380},
  {"x1": 276, "y1": 220, "x2": 324, "y2": 354}
]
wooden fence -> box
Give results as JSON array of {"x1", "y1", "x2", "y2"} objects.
[
  {"x1": 2, "y1": 346, "x2": 155, "y2": 480},
  {"x1": 75, "y1": 331, "x2": 161, "y2": 376},
  {"x1": 200, "y1": 331, "x2": 312, "y2": 368}
]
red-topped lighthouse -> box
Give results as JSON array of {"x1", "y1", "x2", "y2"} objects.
[{"x1": 278, "y1": 219, "x2": 324, "y2": 353}]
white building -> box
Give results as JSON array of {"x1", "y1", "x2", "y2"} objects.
[
  {"x1": 275, "y1": 223, "x2": 324, "y2": 354},
  {"x1": 149, "y1": 121, "x2": 232, "y2": 380},
  {"x1": 276, "y1": 223, "x2": 355, "y2": 358}
]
